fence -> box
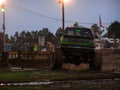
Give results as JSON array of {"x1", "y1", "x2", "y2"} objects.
[
  {"x1": 0, "y1": 49, "x2": 120, "y2": 70},
  {"x1": 0, "y1": 51, "x2": 54, "y2": 68},
  {"x1": 96, "y1": 48, "x2": 120, "y2": 60},
  {"x1": 8, "y1": 51, "x2": 53, "y2": 60},
  {"x1": 97, "y1": 48, "x2": 120, "y2": 71}
]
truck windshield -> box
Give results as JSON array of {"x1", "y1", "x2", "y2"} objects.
[{"x1": 64, "y1": 28, "x2": 93, "y2": 38}]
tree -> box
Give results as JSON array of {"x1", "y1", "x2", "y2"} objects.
[
  {"x1": 9, "y1": 28, "x2": 56, "y2": 51},
  {"x1": 73, "y1": 22, "x2": 79, "y2": 27},
  {"x1": 107, "y1": 21, "x2": 120, "y2": 39},
  {"x1": 56, "y1": 27, "x2": 62, "y2": 37},
  {"x1": 40, "y1": 28, "x2": 55, "y2": 44},
  {"x1": 91, "y1": 24, "x2": 101, "y2": 38},
  {"x1": 5, "y1": 34, "x2": 10, "y2": 43}
]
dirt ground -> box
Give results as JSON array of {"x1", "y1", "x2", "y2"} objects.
[
  {"x1": 1, "y1": 51, "x2": 120, "y2": 90},
  {"x1": 0, "y1": 69, "x2": 120, "y2": 90}
]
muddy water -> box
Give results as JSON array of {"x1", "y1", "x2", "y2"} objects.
[
  {"x1": 0, "y1": 81, "x2": 52, "y2": 86},
  {"x1": 0, "y1": 79, "x2": 120, "y2": 90}
]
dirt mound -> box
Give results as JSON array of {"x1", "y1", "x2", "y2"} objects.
[{"x1": 63, "y1": 63, "x2": 89, "y2": 71}]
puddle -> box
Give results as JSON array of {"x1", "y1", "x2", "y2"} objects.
[
  {"x1": 0, "y1": 81, "x2": 53, "y2": 86},
  {"x1": 9, "y1": 67, "x2": 37, "y2": 71},
  {"x1": 0, "y1": 78, "x2": 120, "y2": 86}
]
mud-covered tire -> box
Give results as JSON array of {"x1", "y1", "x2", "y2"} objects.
[
  {"x1": 52, "y1": 48, "x2": 63, "y2": 69},
  {"x1": 90, "y1": 52, "x2": 102, "y2": 71}
]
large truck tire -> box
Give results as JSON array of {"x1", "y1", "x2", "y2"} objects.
[
  {"x1": 89, "y1": 52, "x2": 102, "y2": 71},
  {"x1": 52, "y1": 48, "x2": 63, "y2": 69}
]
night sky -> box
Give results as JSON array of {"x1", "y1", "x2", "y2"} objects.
[{"x1": 0, "y1": 0, "x2": 120, "y2": 35}]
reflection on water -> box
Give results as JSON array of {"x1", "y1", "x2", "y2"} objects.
[
  {"x1": 0, "y1": 81, "x2": 53, "y2": 86},
  {"x1": 0, "y1": 79, "x2": 120, "y2": 90}
]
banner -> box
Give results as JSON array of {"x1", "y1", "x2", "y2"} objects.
[{"x1": 38, "y1": 36, "x2": 45, "y2": 47}]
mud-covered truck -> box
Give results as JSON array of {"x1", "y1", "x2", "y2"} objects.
[{"x1": 52, "y1": 26, "x2": 102, "y2": 70}]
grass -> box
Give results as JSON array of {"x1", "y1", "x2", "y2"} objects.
[
  {"x1": 0, "y1": 70, "x2": 34, "y2": 82},
  {"x1": 0, "y1": 69, "x2": 120, "y2": 83},
  {"x1": 0, "y1": 70, "x2": 80, "y2": 82},
  {"x1": 0, "y1": 69, "x2": 120, "y2": 90}
]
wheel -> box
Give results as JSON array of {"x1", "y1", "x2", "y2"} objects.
[
  {"x1": 52, "y1": 48, "x2": 63, "y2": 69},
  {"x1": 89, "y1": 51, "x2": 102, "y2": 71},
  {"x1": 74, "y1": 56, "x2": 81, "y2": 66}
]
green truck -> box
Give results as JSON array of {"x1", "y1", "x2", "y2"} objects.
[{"x1": 52, "y1": 26, "x2": 102, "y2": 71}]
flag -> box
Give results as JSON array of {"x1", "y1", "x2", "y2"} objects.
[
  {"x1": 99, "y1": 15, "x2": 103, "y2": 28},
  {"x1": 99, "y1": 15, "x2": 107, "y2": 36}
]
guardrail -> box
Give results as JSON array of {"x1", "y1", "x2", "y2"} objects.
[
  {"x1": 1, "y1": 49, "x2": 120, "y2": 60},
  {"x1": 8, "y1": 51, "x2": 54, "y2": 60},
  {"x1": 96, "y1": 48, "x2": 120, "y2": 60},
  {"x1": 0, "y1": 49, "x2": 120, "y2": 69},
  {"x1": 0, "y1": 51, "x2": 54, "y2": 68},
  {"x1": 1, "y1": 49, "x2": 120, "y2": 61}
]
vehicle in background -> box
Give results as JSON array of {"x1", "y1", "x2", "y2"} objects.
[{"x1": 52, "y1": 26, "x2": 102, "y2": 71}]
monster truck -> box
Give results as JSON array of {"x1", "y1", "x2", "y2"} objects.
[{"x1": 52, "y1": 26, "x2": 102, "y2": 71}]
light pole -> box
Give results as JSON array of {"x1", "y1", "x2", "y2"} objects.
[
  {"x1": 58, "y1": 0, "x2": 65, "y2": 32},
  {"x1": 62, "y1": 0, "x2": 65, "y2": 31},
  {"x1": 0, "y1": 0, "x2": 6, "y2": 52}
]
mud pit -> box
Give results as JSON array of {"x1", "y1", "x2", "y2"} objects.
[
  {"x1": 1, "y1": 51, "x2": 120, "y2": 90},
  {"x1": 0, "y1": 78, "x2": 120, "y2": 90},
  {"x1": 0, "y1": 65, "x2": 120, "y2": 90}
]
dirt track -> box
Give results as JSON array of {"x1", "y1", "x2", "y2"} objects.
[
  {"x1": 1, "y1": 50, "x2": 120, "y2": 89},
  {"x1": 0, "y1": 69, "x2": 120, "y2": 90}
]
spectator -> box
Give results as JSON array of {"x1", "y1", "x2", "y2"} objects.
[{"x1": 33, "y1": 44, "x2": 38, "y2": 58}]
